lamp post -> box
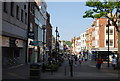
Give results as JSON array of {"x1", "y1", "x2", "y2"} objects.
[
  {"x1": 57, "y1": 32, "x2": 60, "y2": 54},
  {"x1": 42, "y1": 25, "x2": 46, "y2": 71},
  {"x1": 106, "y1": 19, "x2": 111, "y2": 67},
  {"x1": 55, "y1": 27, "x2": 58, "y2": 53},
  {"x1": 55, "y1": 27, "x2": 58, "y2": 62}
]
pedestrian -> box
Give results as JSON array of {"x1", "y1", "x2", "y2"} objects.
[
  {"x1": 96, "y1": 57, "x2": 103, "y2": 69},
  {"x1": 82, "y1": 57, "x2": 84, "y2": 61},
  {"x1": 48, "y1": 56, "x2": 52, "y2": 64},
  {"x1": 74, "y1": 55, "x2": 78, "y2": 65},
  {"x1": 78, "y1": 56, "x2": 82, "y2": 64},
  {"x1": 112, "y1": 56, "x2": 117, "y2": 70},
  {"x1": 69, "y1": 55, "x2": 74, "y2": 65}
]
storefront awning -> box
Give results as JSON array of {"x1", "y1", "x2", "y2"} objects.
[{"x1": 91, "y1": 48, "x2": 118, "y2": 51}]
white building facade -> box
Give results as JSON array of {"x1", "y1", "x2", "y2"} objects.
[{"x1": 80, "y1": 32, "x2": 86, "y2": 52}]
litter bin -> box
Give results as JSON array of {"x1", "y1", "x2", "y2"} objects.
[{"x1": 30, "y1": 63, "x2": 41, "y2": 79}]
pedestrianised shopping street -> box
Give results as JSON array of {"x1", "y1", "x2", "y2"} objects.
[{"x1": 1, "y1": 0, "x2": 120, "y2": 81}]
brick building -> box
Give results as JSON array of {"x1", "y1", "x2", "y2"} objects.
[
  {"x1": 46, "y1": 12, "x2": 52, "y2": 56},
  {"x1": 91, "y1": 18, "x2": 118, "y2": 60}
]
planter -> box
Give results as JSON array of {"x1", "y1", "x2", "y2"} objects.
[{"x1": 44, "y1": 64, "x2": 59, "y2": 71}]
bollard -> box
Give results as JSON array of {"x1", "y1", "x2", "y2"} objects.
[{"x1": 30, "y1": 63, "x2": 41, "y2": 79}]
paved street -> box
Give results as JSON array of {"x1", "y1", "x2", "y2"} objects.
[
  {"x1": 1, "y1": 1, "x2": 120, "y2": 81},
  {"x1": 2, "y1": 64, "x2": 30, "y2": 79},
  {"x1": 2, "y1": 59, "x2": 119, "y2": 80},
  {"x1": 40, "y1": 60, "x2": 119, "y2": 79}
]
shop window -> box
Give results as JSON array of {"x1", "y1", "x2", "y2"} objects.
[
  {"x1": 28, "y1": 48, "x2": 32, "y2": 62},
  {"x1": 2, "y1": 47, "x2": 8, "y2": 57},
  {"x1": 14, "y1": 49, "x2": 20, "y2": 57}
]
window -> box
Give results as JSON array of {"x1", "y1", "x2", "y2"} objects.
[
  {"x1": 30, "y1": 3, "x2": 34, "y2": 14},
  {"x1": 106, "y1": 28, "x2": 113, "y2": 35},
  {"x1": 3, "y1": 2, "x2": 7, "y2": 13},
  {"x1": 106, "y1": 28, "x2": 108, "y2": 35},
  {"x1": 106, "y1": 39, "x2": 113, "y2": 46},
  {"x1": 16, "y1": 5, "x2": 19, "y2": 20},
  {"x1": 110, "y1": 39, "x2": 113, "y2": 46},
  {"x1": 11, "y1": 2, "x2": 14, "y2": 17},
  {"x1": 25, "y1": 13, "x2": 27, "y2": 24},
  {"x1": 30, "y1": 23, "x2": 33, "y2": 32},
  {"x1": 14, "y1": 49, "x2": 20, "y2": 57},
  {"x1": 21, "y1": 9, "x2": 23, "y2": 22},
  {"x1": 24, "y1": 5, "x2": 26, "y2": 9},
  {"x1": 110, "y1": 29, "x2": 113, "y2": 35},
  {"x1": 106, "y1": 40, "x2": 108, "y2": 46},
  {"x1": 41, "y1": 7, "x2": 45, "y2": 14}
]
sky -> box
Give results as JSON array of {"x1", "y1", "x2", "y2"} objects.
[{"x1": 46, "y1": 2, "x2": 94, "y2": 41}]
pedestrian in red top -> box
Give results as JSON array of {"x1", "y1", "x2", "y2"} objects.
[{"x1": 96, "y1": 57, "x2": 103, "y2": 69}]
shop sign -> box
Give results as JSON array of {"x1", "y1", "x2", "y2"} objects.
[
  {"x1": 10, "y1": 38, "x2": 23, "y2": 47},
  {"x1": 29, "y1": 40, "x2": 42, "y2": 46},
  {"x1": 1, "y1": 36, "x2": 9, "y2": 47},
  {"x1": 15, "y1": 39, "x2": 23, "y2": 47},
  {"x1": 28, "y1": 32, "x2": 34, "y2": 39}
]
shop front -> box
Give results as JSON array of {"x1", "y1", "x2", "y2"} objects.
[
  {"x1": 2, "y1": 36, "x2": 25, "y2": 68},
  {"x1": 27, "y1": 39, "x2": 43, "y2": 64}
]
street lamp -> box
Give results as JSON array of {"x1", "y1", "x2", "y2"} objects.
[
  {"x1": 42, "y1": 25, "x2": 46, "y2": 71},
  {"x1": 57, "y1": 32, "x2": 60, "y2": 54},
  {"x1": 55, "y1": 27, "x2": 58, "y2": 53},
  {"x1": 55, "y1": 27, "x2": 58, "y2": 62},
  {"x1": 106, "y1": 19, "x2": 111, "y2": 67}
]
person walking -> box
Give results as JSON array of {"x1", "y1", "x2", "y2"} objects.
[
  {"x1": 74, "y1": 55, "x2": 78, "y2": 65},
  {"x1": 112, "y1": 56, "x2": 117, "y2": 70},
  {"x1": 78, "y1": 55, "x2": 82, "y2": 64},
  {"x1": 96, "y1": 57, "x2": 103, "y2": 69},
  {"x1": 69, "y1": 55, "x2": 74, "y2": 65}
]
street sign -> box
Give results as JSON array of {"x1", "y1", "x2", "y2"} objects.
[
  {"x1": 33, "y1": 41, "x2": 42, "y2": 46},
  {"x1": 29, "y1": 41, "x2": 42, "y2": 46},
  {"x1": 28, "y1": 32, "x2": 34, "y2": 39}
]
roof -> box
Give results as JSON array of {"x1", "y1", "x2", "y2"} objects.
[{"x1": 64, "y1": 41, "x2": 72, "y2": 47}]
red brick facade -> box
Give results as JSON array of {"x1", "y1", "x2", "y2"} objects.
[{"x1": 46, "y1": 12, "x2": 52, "y2": 51}]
